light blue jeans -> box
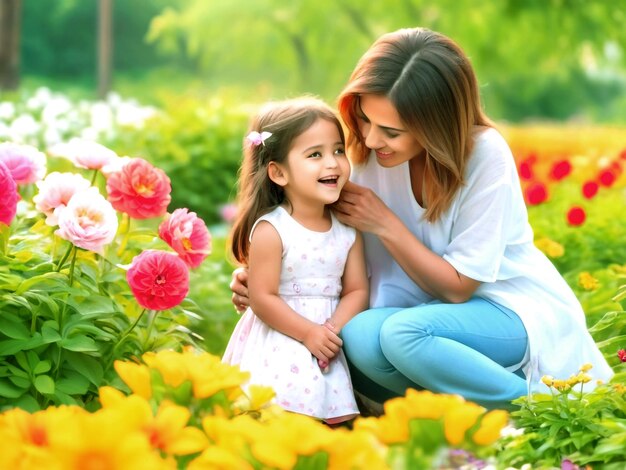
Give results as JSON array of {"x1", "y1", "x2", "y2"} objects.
[{"x1": 341, "y1": 297, "x2": 528, "y2": 409}]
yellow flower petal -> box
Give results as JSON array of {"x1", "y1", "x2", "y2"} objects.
[
  {"x1": 114, "y1": 360, "x2": 152, "y2": 399},
  {"x1": 472, "y1": 409, "x2": 509, "y2": 446}
]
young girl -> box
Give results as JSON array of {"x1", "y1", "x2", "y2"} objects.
[{"x1": 223, "y1": 96, "x2": 369, "y2": 424}]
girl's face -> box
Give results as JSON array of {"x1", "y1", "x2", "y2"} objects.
[
  {"x1": 276, "y1": 118, "x2": 350, "y2": 208},
  {"x1": 357, "y1": 94, "x2": 424, "y2": 167}
]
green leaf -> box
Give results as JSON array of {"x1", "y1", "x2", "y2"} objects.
[
  {"x1": 0, "y1": 316, "x2": 30, "y2": 340},
  {"x1": 0, "y1": 272, "x2": 22, "y2": 290},
  {"x1": 60, "y1": 335, "x2": 99, "y2": 352},
  {"x1": 0, "y1": 334, "x2": 44, "y2": 355},
  {"x1": 8, "y1": 375, "x2": 30, "y2": 388},
  {"x1": 0, "y1": 378, "x2": 26, "y2": 398},
  {"x1": 56, "y1": 372, "x2": 90, "y2": 395},
  {"x1": 15, "y1": 272, "x2": 68, "y2": 295},
  {"x1": 34, "y1": 374, "x2": 55, "y2": 394},
  {"x1": 64, "y1": 352, "x2": 104, "y2": 386},
  {"x1": 41, "y1": 324, "x2": 62, "y2": 343},
  {"x1": 12, "y1": 394, "x2": 41, "y2": 412},
  {"x1": 0, "y1": 294, "x2": 32, "y2": 312},
  {"x1": 33, "y1": 360, "x2": 51, "y2": 375}
]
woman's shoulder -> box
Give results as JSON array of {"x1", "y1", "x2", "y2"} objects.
[
  {"x1": 473, "y1": 126, "x2": 512, "y2": 155},
  {"x1": 468, "y1": 127, "x2": 516, "y2": 175}
]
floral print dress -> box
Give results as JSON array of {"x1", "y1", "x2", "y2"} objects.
[{"x1": 223, "y1": 206, "x2": 360, "y2": 420}]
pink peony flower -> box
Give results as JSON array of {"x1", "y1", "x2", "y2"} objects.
[
  {"x1": 219, "y1": 202, "x2": 239, "y2": 224},
  {"x1": 48, "y1": 138, "x2": 118, "y2": 170},
  {"x1": 0, "y1": 142, "x2": 47, "y2": 185},
  {"x1": 55, "y1": 187, "x2": 119, "y2": 252},
  {"x1": 158, "y1": 208, "x2": 211, "y2": 269},
  {"x1": 106, "y1": 157, "x2": 171, "y2": 219},
  {"x1": 126, "y1": 250, "x2": 189, "y2": 310},
  {"x1": 0, "y1": 160, "x2": 18, "y2": 226},
  {"x1": 33, "y1": 171, "x2": 92, "y2": 226}
]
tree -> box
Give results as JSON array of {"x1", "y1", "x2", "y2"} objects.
[
  {"x1": 0, "y1": 0, "x2": 22, "y2": 90},
  {"x1": 97, "y1": 0, "x2": 113, "y2": 98}
]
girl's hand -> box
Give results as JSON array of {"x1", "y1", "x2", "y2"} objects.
[
  {"x1": 229, "y1": 267, "x2": 249, "y2": 313},
  {"x1": 317, "y1": 320, "x2": 337, "y2": 372},
  {"x1": 333, "y1": 181, "x2": 392, "y2": 235},
  {"x1": 302, "y1": 323, "x2": 342, "y2": 365}
]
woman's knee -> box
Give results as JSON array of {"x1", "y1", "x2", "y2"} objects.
[{"x1": 379, "y1": 310, "x2": 430, "y2": 359}]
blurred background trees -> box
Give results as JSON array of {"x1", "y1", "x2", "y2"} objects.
[{"x1": 2, "y1": 0, "x2": 624, "y2": 123}]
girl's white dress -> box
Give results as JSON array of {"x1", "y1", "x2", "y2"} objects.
[{"x1": 223, "y1": 206, "x2": 360, "y2": 420}]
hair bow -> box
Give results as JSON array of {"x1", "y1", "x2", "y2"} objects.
[{"x1": 246, "y1": 131, "x2": 272, "y2": 147}]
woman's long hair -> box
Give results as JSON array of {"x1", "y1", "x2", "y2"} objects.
[
  {"x1": 337, "y1": 27, "x2": 493, "y2": 222},
  {"x1": 229, "y1": 96, "x2": 345, "y2": 265}
]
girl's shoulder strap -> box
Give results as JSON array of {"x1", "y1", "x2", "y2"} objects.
[{"x1": 249, "y1": 206, "x2": 287, "y2": 243}]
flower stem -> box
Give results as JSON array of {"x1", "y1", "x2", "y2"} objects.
[
  {"x1": 90, "y1": 169, "x2": 99, "y2": 185},
  {"x1": 142, "y1": 310, "x2": 159, "y2": 352},
  {"x1": 117, "y1": 214, "x2": 131, "y2": 257},
  {"x1": 68, "y1": 245, "x2": 78, "y2": 286},
  {"x1": 55, "y1": 243, "x2": 74, "y2": 272},
  {"x1": 113, "y1": 308, "x2": 148, "y2": 358}
]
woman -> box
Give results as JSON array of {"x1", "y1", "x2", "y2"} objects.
[{"x1": 231, "y1": 27, "x2": 613, "y2": 410}]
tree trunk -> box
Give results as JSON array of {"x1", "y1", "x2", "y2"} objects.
[
  {"x1": 0, "y1": 0, "x2": 22, "y2": 90},
  {"x1": 97, "y1": 0, "x2": 113, "y2": 98}
]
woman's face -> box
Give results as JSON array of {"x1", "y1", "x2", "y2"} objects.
[{"x1": 357, "y1": 94, "x2": 424, "y2": 168}]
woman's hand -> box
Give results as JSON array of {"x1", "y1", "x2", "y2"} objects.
[
  {"x1": 333, "y1": 181, "x2": 393, "y2": 235},
  {"x1": 229, "y1": 267, "x2": 249, "y2": 313}
]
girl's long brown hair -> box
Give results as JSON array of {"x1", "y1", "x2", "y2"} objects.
[
  {"x1": 229, "y1": 96, "x2": 345, "y2": 265},
  {"x1": 337, "y1": 27, "x2": 493, "y2": 222}
]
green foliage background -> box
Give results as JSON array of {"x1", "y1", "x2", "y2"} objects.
[{"x1": 18, "y1": 0, "x2": 626, "y2": 123}]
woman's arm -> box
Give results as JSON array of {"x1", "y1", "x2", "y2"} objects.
[
  {"x1": 248, "y1": 221, "x2": 343, "y2": 363},
  {"x1": 334, "y1": 181, "x2": 479, "y2": 303},
  {"x1": 327, "y1": 231, "x2": 369, "y2": 331}
]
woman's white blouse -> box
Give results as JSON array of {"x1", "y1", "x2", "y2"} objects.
[{"x1": 350, "y1": 127, "x2": 613, "y2": 393}]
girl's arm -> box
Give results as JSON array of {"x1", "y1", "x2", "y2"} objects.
[
  {"x1": 335, "y1": 181, "x2": 479, "y2": 303},
  {"x1": 327, "y1": 231, "x2": 369, "y2": 331},
  {"x1": 248, "y1": 221, "x2": 343, "y2": 363}
]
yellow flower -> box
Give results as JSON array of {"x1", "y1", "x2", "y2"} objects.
[
  {"x1": 114, "y1": 360, "x2": 152, "y2": 399},
  {"x1": 472, "y1": 409, "x2": 509, "y2": 446},
  {"x1": 353, "y1": 414, "x2": 409, "y2": 444},
  {"x1": 143, "y1": 349, "x2": 190, "y2": 388},
  {"x1": 0, "y1": 406, "x2": 85, "y2": 470},
  {"x1": 443, "y1": 402, "x2": 485, "y2": 445},
  {"x1": 184, "y1": 352, "x2": 249, "y2": 399},
  {"x1": 246, "y1": 385, "x2": 276, "y2": 411},
  {"x1": 99, "y1": 388, "x2": 208, "y2": 456},
  {"x1": 541, "y1": 375, "x2": 554, "y2": 387},
  {"x1": 580, "y1": 363, "x2": 593, "y2": 372},
  {"x1": 202, "y1": 415, "x2": 262, "y2": 455},
  {"x1": 326, "y1": 429, "x2": 389, "y2": 470},
  {"x1": 187, "y1": 445, "x2": 254, "y2": 470},
  {"x1": 578, "y1": 272, "x2": 599, "y2": 291},
  {"x1": 534, "y1": 237, "x2": 565, "y2": 258},
  {"x1": 48, "y1": 406, "x2": 172, "y2": 470}
]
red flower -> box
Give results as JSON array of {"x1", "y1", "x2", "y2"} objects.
[
  {"x1": 566, "y1": 206, "x2": 586, "y2": 226},
  {"x1": 0, "y1": 160, "x2": 19, "y2": 226},
  {"x1": 518, "y1": 161, "x2": 534, "y2": 180},
  {"x1": 549, "y1": 159, "x2": 572, "y2": 181},
  {"x1": 524, "y1": 182, "x2": 548, "y2": 206},
  {"x1": 597, "y1": 169, "x2": 616, "y2": 188},
  {"x1": 618, "y1": 349, "x2": 626, "y2": 362},
  {"x1": 106, "y1": 158, "x2": 171, "y2": 219},
  {"x1": 619, "y1": 149, "x2": 626, "y2": 160},
  {"x1": 127, "y1": 250, "x2": 189, "y2": 310},
  {"x1": 158, "y1": 208, "x2": 212, "y2": 269},
  {"x1": 581, "y1": 181, "x2": 598, "y2": 199}
]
